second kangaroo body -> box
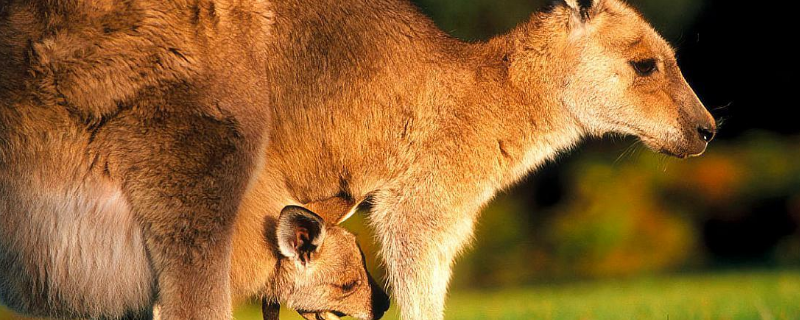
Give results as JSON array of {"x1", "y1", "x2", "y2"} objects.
[{"x1": 233, "y1": 0, "x2": 716, "y2": 320}]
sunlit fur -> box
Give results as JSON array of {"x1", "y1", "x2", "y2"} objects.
[
  {"x1": 233, "y1": 1, "x2": 715, "y2": 320},
  {"x1": 0, "y1": 0, "x2": 714, "y2": 319}
]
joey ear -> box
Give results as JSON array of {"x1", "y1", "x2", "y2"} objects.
[
  {"x1": 277, "y1": 206, "x2": 327, "y2": 265},
  {"x1": 562, "y1": 0, "x2": 605, "y2": 22}
]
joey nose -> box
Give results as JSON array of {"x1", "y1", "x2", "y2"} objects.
[
  {"x1": 370, "y1": 288, "x2": 390, "y2": 319},
  {"x1": 697, "y1": 125, "x2": 715, "y2": 143},
  {"x1": 369, "y1": 276, "x2": 390, "y2": 319}
]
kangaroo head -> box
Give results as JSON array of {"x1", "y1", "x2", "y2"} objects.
[
  {"x1": 274, "y1": 206, "x2": 390, "y2": 320},
  {"x1": 514, "y1": 0, "x2": 716, "y2": 158}
]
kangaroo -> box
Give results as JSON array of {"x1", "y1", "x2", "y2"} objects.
[
  {"x1": 0, "y1": 0, "x2": 387, "y2": 319},
  {"x1": 1, "y1": 0, "x2": 715, "y2": 320},
  {"x1": 229, "y1": 0, "x2": 717, "y2": 319},
  {"x1": 0, "y1": 0, "x2": 272, "y2": 319},
  {"x1": 253, "y1": 205, "x2": 389, "y2": 320}
]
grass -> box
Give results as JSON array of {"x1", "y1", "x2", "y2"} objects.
[{"x1": 2, "y1": 269, "x2": 799, "y2": 320}]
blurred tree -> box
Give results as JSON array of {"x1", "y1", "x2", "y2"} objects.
[{"x1": 544, "y1": 155, "x2": 696, "y2": 277}]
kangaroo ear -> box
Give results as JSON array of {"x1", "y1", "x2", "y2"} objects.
[
  {"x1": 277, "y1": 206, "x2": 327, "y2": 265},
  {"x1": 562, "y1": 0, "x2": 605, "y2": 22}
]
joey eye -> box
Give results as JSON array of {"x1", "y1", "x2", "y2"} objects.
[
  {"x1": 339, "y1": 280, "x2": 362, "y2": 292},
  {"x1": 630, "y1": 59, "x2": 658, "y2": 76}
]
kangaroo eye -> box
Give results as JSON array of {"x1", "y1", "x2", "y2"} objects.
[
  {"x1": 630, "y1": 59, "x2": 658, "y2": 76},
  {"x1": 340, "y1": 280, "x2": 361, "y2": 292}
]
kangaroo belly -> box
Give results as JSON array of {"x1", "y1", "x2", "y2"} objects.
[{"x1": 0, "y1": 178, "x2": 155, "y2": 318}]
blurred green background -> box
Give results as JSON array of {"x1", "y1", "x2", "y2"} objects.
[{"x1": 2, "y1": 0, "x2": 796, "y2": 319}]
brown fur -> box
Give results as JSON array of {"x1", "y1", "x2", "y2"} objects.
[
  {"x1": 0, "y1": 0, "x2": 269, "y2": 319},
  {"x1": 1, "y1": 0, "x2": 715, "y2": 319},
  {"x1": 231, "y1": 0, "x2": 715, "y2": 319}
]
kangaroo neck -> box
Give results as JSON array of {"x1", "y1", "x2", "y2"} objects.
[{"x1": 429, "y1": 27, "x2": 584, "y2": 188}]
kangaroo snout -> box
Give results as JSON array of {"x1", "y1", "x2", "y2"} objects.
[
  {"x1": 681, "y1": 101, "x2": 717, "y2": 157},
  {"x1": 692, "y1": 98, "x2": 717, "y2": 144},
  {"x1": 665, "y1": 113, "x2": 715, "y2": 158},
  {"x1": 697, "y1": 124, "x2": 715, "y2": 143}
]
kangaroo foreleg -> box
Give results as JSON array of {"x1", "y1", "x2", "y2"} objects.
[{"x1": 370, "y1": 190, "x2": 479, "y2": 320}]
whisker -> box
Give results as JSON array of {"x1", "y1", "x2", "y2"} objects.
[
  {"x1": 715, "y1": 116, "x2": 728, "y2": 131},
  {"x1": 614, "y1": 141, "x2": 639, "y2": 165},
  {"x1": 634, "y1": 143, "x2": 645, "y2": 158},
  {"x1": 712, "y1": 101, "x2": 733, "y2": 112},
  {"x1": 659, "y1": 154, "x2": 671, "y2": 172}
]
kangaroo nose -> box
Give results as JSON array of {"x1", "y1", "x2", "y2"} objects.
[{"x1": 697, "y1": 125, "x2": 715, "y2": 143}]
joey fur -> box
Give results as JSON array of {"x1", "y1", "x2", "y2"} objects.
[{"x1": 263, "y1": 206, "x2": 389, "y2": 320}]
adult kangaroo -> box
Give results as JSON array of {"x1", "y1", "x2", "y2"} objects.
[
  {"x1": 0, "y1": 0, "x2": 715, "y2": 319},
  {"x1": 233, "y1": 0, "x2": 715, "y2": 319}
]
